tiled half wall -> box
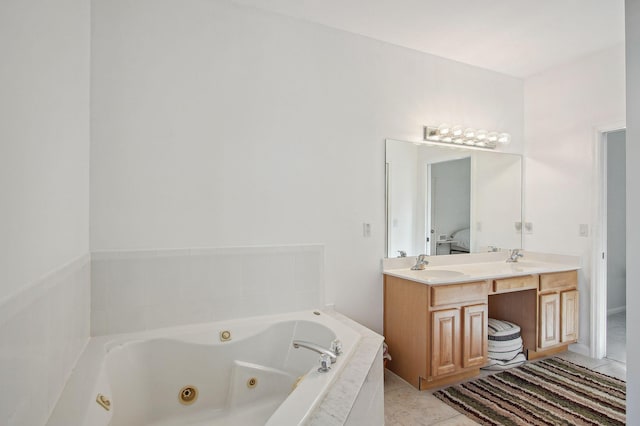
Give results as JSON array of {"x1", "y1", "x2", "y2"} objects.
[
  {"x1": 91, "y1": 245, "x2": 324, "y2": 335},
  {"x1": 0, "y1": 255, "x2": 90, "y2": 425}
]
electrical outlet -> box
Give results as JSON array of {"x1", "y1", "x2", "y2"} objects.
[{"x1": 524, "y1": 222, "x2": 533, "y2": 234}]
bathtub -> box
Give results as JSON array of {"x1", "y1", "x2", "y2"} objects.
[{"x1": 47, "y1": 311, "x2": 361, "y2": 426}]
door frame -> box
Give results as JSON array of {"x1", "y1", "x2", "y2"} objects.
[
  {"x1": 592, "y1": 122, "x2": 625, "y2": 359},
  {"x1": 425, "y1": 163, "x2": 433, "y2": 255}
]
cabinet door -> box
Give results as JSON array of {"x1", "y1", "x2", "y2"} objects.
[
  {"x1": 561, "y1": 290, "x2": 579, "y2": 343},
  {"x1": 539, "y1": 293, "x2": 560, "y2": 348},
  {"x1": 463, "y1": 304, "x2": 488, "y2": 368},
  {"x1": 432, "y1": 308, "x2": 461, "y2": 376}
]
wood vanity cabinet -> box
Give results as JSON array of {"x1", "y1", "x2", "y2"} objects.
[
  {"x1": 430, "y1": 304, "x2": 488, "y2": 376},
  {"x1": 384, "y1": 275, "x2": 488, "y2": 389},
  {"x1": 537, "y1": 271, "x2": 579, "y2": 351},
  {"x1": 384, "y1": 268, "x2": 579, "y2": 389}
]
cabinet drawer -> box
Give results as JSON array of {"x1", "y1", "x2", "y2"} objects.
[
  {"x1": 540, "y1": 270, "x2": 578, "y2": 292},
  {"x1": 493, "y1": 275, "x2": 538, "y2": 293},
  {"x1": 431, "y1": 281, "x2": 488, "y2": 307}
]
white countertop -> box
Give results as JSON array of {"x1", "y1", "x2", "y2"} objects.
[{"x1": 382, "y1": 251, "x2": 581, "y2": 285}]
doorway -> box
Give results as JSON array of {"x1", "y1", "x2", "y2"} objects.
[
  {"x1": 428, "y1": 158, "x2": 471, "y2": 255},
  {"x1": 605, "y1": 129, "x2": 626, "y2": 363},
  {"x1": 594, "y1": 127, "x2": 626, "y2": 362}
]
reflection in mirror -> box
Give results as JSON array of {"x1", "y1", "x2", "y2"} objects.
[
  {"x1": 385, "y1": 139, "x2": 522, "y2": 257},
  {"x1": 430, "y1": 157, "x2": 470, "y2": 255}
]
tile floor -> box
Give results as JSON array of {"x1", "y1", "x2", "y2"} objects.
[{"x1": 384, "y1": 349, "x2": 627, "y2": 425}]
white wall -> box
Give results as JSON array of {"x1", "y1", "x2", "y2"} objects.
[
  {"x1": 90, "y1": 0, "x2": 524, "y2": 332},
  {"x1": 0, "y1": 0, "x2": 91, "y2": 424},
  {"x1": 626, "y1": 0, "x2": 640, "y2": 420},
  {"x1": 523, "y1": 44, "x2": 625, "y2": 350},
  {"x1": 0, "y1": 0, "x2": 90, "y2": 301},
  {"x1": 606, "y1": 130, "x2": 626, "y2": 313}
]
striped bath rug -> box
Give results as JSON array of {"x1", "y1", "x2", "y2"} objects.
[{"x1": 434, "y1": 357, "x2": 625, "y2": 425}]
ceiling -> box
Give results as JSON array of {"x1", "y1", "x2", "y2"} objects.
[{"x1": 232, "y1": 0, "x2": 625, "y2": 78}]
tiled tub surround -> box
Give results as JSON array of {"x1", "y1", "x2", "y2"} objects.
[
  {"x1": 48, "y1": 310, "x2": 384, "y2": 426},
  {"x1": 91, "y1": 245, "x2": 324, "y2": 335},
  {"x1": 308, "y1": 311, "x2": 385, "y2": 426},
  {"x1": 0, "y1": 255, "x2": 91, "y2": 426}
]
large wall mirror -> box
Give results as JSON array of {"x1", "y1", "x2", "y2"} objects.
[{"x1": 385, "y1": 139, "x2": 523, "y2": 257}]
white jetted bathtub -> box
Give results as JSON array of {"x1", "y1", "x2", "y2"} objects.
[{"x1": 48, "y1": 311, "x2": 361, "y2": 426}]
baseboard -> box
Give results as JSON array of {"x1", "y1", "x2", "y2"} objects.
[
  {"x1": 607, "y1": 306, "x2": 626, "y2": 316},
  {"x1": 568, "y1": 342, "x2": 590, "y2": 357}
]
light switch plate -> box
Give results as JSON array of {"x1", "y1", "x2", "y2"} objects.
[{"x1": 579, "y1": 224, "x2": 589, "y2": 237}]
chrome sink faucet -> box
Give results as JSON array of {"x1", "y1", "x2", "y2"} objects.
[
  {"x1": 506, "y1": 249, "x2": 524, "y2": 263},
  {"x1": 411, "y1": 254, "x2": 429, "y2": 270}
]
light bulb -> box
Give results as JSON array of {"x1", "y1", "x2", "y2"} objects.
[
  {"x1": 437, "y1": 123, "x2": 451, "y2": 136},
  {"x1": 487, "y1": 132, "x2": 498, "y2": 143},
  {"x1": 476, "y1": 129, "x2": 488, "y2": 140},
  {"x1": 442, "y1": 136, "x2": 452, "y2": 143},
  {"x1": 463, "y1": 128, "x2": 476, "y2": 139},
  {"x1": 452, "y1": 125, "x2": 463, "y2": 137},
  {"x1": 453, "y1": 137, "x2": 464, "y2": 144},
  {"x1": 497, "y1": 133, "x2": 511, "y2": 144}
]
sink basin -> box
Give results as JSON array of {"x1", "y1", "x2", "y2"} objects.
[{"x1": 418, "y1": 269, "x2": 466, "y2": 278}]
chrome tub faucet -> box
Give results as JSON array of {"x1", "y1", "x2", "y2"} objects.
[
  {"x1": 292, "y1": 340, "x2": 342, "y2": 372},
  {"x1": 293, "y1": 339, "x2": 337, "y2": 359}
]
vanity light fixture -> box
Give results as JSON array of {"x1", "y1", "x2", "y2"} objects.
[{"x1": 423, "y1": 124, "x2": 511, "y2": 149}]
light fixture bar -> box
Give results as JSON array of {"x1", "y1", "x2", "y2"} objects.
[{"x1": 423, "y1": 125, "x2": 510, "y2": 149}]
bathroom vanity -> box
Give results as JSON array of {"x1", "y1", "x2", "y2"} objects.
[{"x1": 383, "y1": 254, "x2": 580, "y2": 389}]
